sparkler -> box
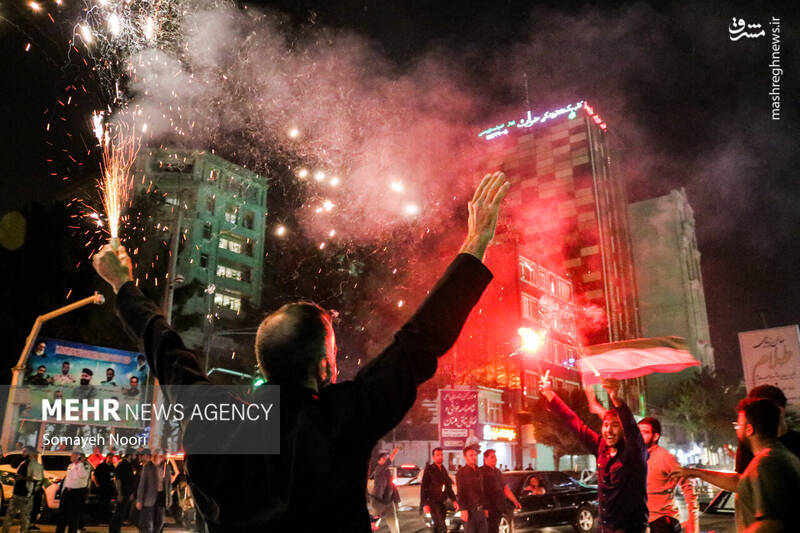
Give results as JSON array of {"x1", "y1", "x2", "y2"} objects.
[{"x1": 93, "y1": 114, "x2": 140, "y2": 249}]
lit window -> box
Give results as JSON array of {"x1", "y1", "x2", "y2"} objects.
[
  {"x1": 224, "y1": 206, "x2": 238, "y2": 224},
  {"x1": 213, "y1": 291, "x2": 241, "y2": 313},
  {"x1": 208, "y1": 170, "x2": 217, "y2": 183},
  {"x1": 216, "y1": 265, "x2": 243, "y2": 281},
  {"x1": 219, "y1": 236, "x2": 243, "y2": 254},
  {"x1": 521, "y1": 293, "x2": 538, "y2": 321}
]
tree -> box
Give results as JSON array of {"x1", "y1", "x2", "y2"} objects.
[
  {"x1": 530, "y1": 387, "x2": 602, "y2": 470},
  {"x1": 662, "y1": 367, "x2": 745, "y2": 447}
]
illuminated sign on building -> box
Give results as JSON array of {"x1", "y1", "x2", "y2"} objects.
[
  {"x1": 477, "y1": 100, "x2": 607, "y2": 141},
  {"x1": 483, "y1": 424, "x2": 517, "y2": 442}
]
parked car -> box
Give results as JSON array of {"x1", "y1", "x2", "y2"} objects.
[
  {"x1": 426, "y1": 470, "x2": 598, "y2": 533},
  {"x1": 392, "y1": 464, "x2": 422, "y2": 487},
  {"x1": 700, "y1": 490, "x2": 735, "y2": 533}
]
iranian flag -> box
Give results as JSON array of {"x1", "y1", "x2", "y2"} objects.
[{"x1": 577, "y1": 336, "x2": 700, "y2": 385}]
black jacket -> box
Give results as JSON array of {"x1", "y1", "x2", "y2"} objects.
[
  {"x1": 420, "y1": 463, "x2": 456, "y2": 507},
  {"x1": 455, "y1": 465, "x2": 485, "y2": 512},
  {"x1": 114, "y1": 254, "x2": 492, "y2": 532},
  {"x1": 479, "y1": 465, "x2": 507, "y2": 512}
]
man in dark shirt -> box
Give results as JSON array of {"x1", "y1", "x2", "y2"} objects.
[
  {"x1": 456, "y1": 446, "x2": 488, "y2": 533},
  {"x1": 93, "y1": 453, "x2": 116, "y2": 522},
  {"x1": 370, "y1": 450, "x2": 400, "y2": 533},
  {"x1": 110, "y1": 451, "x2": 137, "y2": 533},
  {"x1": 92, "y1": 172, "x2": 510, "y2": 532},
  {"x1": 479, "y1": 449, "x2": 521, "y2": 533},
  {"x1": 421, "y1": 447, "x2": 458, "y2": 533},
  {"x1": 25, "y1": 365, "x2": 50, "y2": 386},
  {"x1": 2, "y1": 446, "x2": 35, "y2": 533},
  {"x1": 540, "y1": 376, "x2": 648, "y2": 533}
]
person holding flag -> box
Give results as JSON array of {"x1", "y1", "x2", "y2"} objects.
[{"x1": 539, "y1": 376, "x2": 648, "y2": 533}]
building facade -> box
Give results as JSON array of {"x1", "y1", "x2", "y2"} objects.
[
  {"x1": 478, "y1": 101, "x2": 641, "y2": 347},
  {"x1": 628, "y1": 189, "x2": 714, "y2": 408},
  {"x1": 136, "y1": 149, "x2": 268, "y2": 324},
  {"x1": 442, "y1": 238, "x2": 587, "y2": 468}
]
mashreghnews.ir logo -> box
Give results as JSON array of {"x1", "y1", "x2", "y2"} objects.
[{"x1": 729, "y1": 16, "x2": 782, "y2": 120}]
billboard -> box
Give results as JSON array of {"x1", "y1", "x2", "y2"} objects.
[
  {"x1": 738, "y1": 325, "x2": 800, "y2": 413},
  {"x1": 18, "y1": 336, "x2": 150, "y2": 428},
  {"x1": 438, "y1": 389, "x2": 479, "y2": 450}
]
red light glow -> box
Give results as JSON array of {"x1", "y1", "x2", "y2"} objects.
[{"x1": 518, "y1": 327, "x2": 546, "y2": 354}]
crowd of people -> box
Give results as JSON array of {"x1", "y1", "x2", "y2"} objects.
[
  {"x1": 370, "y1": 378, "x2": 798, "y2": 533},
  {"x1": 87, "y1": 171, "x2": 799, "y2": 533},
  {"x1": 1, "y1": 446, "x2": 198, "y2": 533}
]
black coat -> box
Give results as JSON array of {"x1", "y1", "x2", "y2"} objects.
[
  {"x1": 114, "y1": 254, "x2": 492, "y2": 532},
  {"x1": 420, "y1": 463, "x2": 456, "y2": 507}
]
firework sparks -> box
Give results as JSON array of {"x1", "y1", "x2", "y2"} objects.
[{"x1": 95, "y1": 115, "x2": 140, "y2": 243}]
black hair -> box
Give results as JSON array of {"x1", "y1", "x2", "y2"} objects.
[
  {"x1": 483, "y1": 449, "x2": 496, "y2": 459},
  {"x1": 737, "y1": 397, "x2": 780, "y2": 439},
  {"x1": 432, "y1": 447, "x2": 443, "y2": 456},
  {"x1": 638, "y1": 416, "x2": 662, "y2": 437},
  {"x1": 82, "y1": 368, "x2": 93, "y2": 376},
  {"x1": 37, "y1": 365, "x2": 46, "y2": 371},
  {"x1": 748, "y1": 385, "x2": 787, "y2": 408}
]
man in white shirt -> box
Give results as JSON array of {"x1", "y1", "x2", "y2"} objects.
[{"x1": 56, "y1": 450, "x2": 91, "y2": 533}]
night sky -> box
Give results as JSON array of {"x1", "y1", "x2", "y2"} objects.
[{"x1": 1, "y1": 0, "x2": 797, "y2": 382}]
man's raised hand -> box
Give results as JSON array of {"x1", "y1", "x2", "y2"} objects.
[
  {"x1": 93, "y1": 243, "x2": 134, "y2": 293},
  {"x1": 459, "y1": 171, "x2": 510, "y2": 261}
]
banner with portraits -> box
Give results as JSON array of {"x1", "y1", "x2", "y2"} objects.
[{"x1": 19, "y1": 336, "x2": 150, "y2": 428}]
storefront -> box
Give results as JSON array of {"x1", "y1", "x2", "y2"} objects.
[{"x1": 479, "y1": 423, "x2": 517, "y2": 469}]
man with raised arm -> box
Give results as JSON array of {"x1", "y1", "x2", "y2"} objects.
[
  {"x1": 539, "y1": 377, "x2": 648, "y2": 533},
  {"x1": 92, "y1": 172, "x2": 509, "y2": 532}
]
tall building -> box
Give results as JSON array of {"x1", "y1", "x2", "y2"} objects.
[
  {"x1": 628, "y1": 189, "x2": 714, "y2": 407},
  {"x1": 444, "y1": 238, "x2": 586, "y2": 468},
  {"x1": 136, "y1": 149, "x2": 267, "y2": 326},
  {"x1": 478, "y1": 101, "x2": 641, "y2": 347}
]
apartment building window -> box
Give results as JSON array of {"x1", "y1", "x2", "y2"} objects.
[
  {"x1": 486, "y1": 401, "x2": 502, "y2": 423},
  {"x1": 214, "y1": 291, "x2": 242, "y2": 313},
  {"x1": 537, "y1": 266, "x2": 547, "y2": 290},
  {"x1": 200, "y1": 253, "x2": 209, "y2": 268},
  {"x1": 520, "y1": 258, "x2": 536, "y2": 286},
  {"x1": 206, "y1": 195, "x2": 215, "y2": 214},
  {"x1": 244, "y1": 239, "x2": 254, "y2": 257},
  {"x1": 521, "y1": 293, "x2": 538, "y2": 321},
  {"x1": 558, "y1": 279, "x2": 572, "y2": 300},
  {"x1": 216, "y1": 264, "x2": 243, "y2": 281},
  {"x1": 242, "y1": 211, "x2": 255, "y2": 230},
  {"x1": 202, "y1": 223, "x2": 212, "y2": 240},
  {"x1": 224, "y1": 206, "x2": 238, "y2": 224},
  {"x1": 219, "y1": 236, "x2": 242, "y2": 254},
  {"x1": 208, "y1": 170, "x2": 217, "y2": 183}
]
